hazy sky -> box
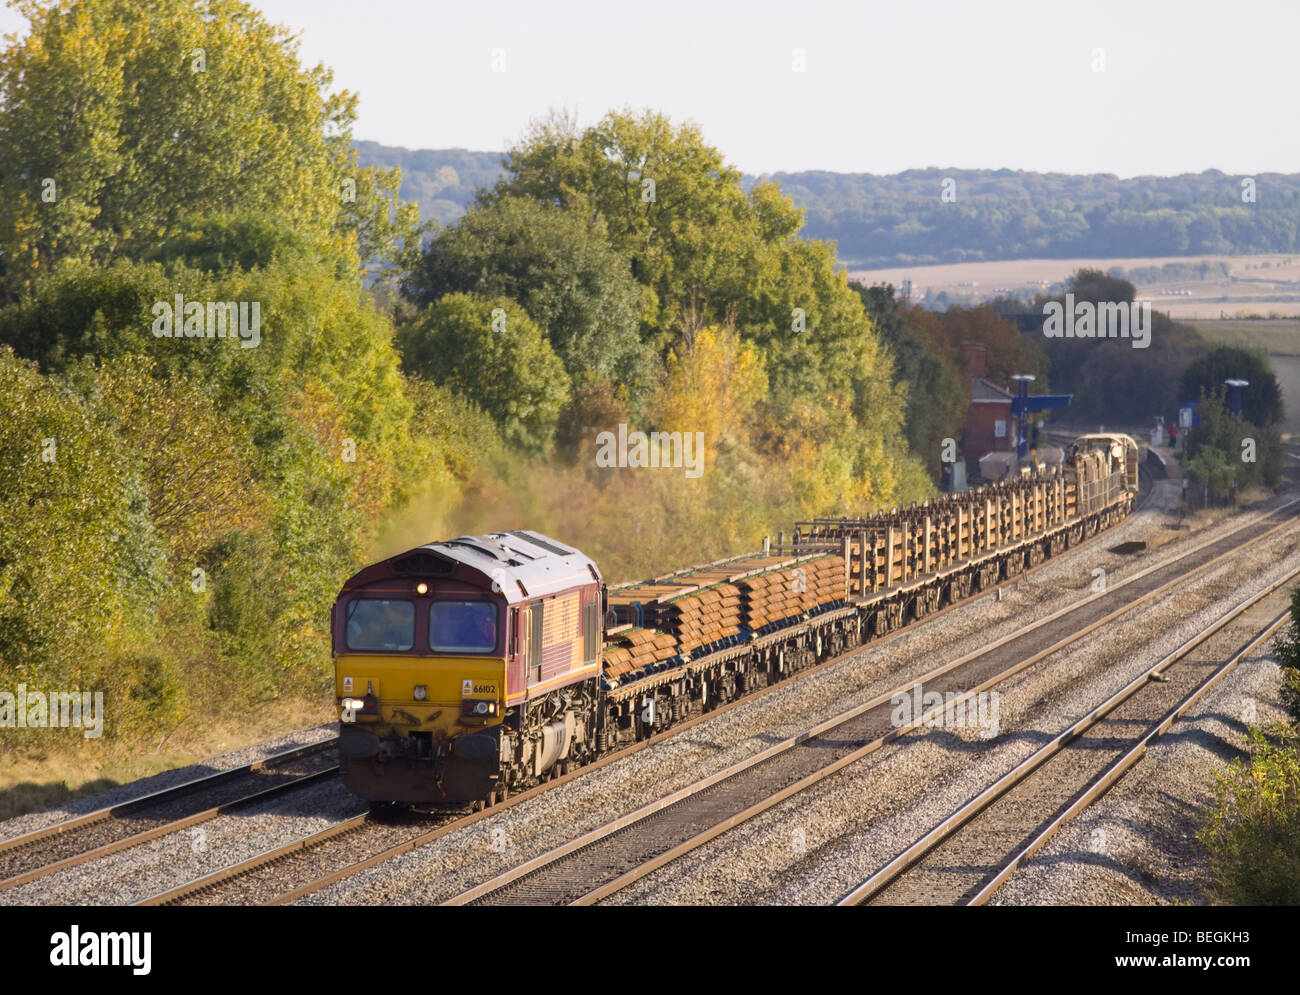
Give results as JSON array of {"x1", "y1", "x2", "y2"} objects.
[{"x1": 3, "y1": 0, "x2": 1296, "y2": 177}]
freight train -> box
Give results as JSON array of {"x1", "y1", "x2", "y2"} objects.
[{"x1": 333, "y1": 433, "x2": 1142, "y2": 809}]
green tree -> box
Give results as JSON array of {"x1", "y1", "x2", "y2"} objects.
[
  {"x1": 493, "y1": 108, "x2": 931, "y2": 507},
  {"x1": 489, "y1": 108, "x2": 756, "y2": 343},
  {"x1": 1198, "y1": 728, "x2": 1300, "y2": 905},
  {"x1": 0, "y1": 0, "x2": 419, "y2": 300},
  {"x1": 850, "y1": 282, "x2": 968, "y2": 476},
  {"x1": 79, "y1": 354, "x2": 269, "y2": 567},
  {"x1": 0, "y1": 347, "x2": 164, "y2": 689},
  {"x1": 144, "y1": 211, "x2": 343, "y2": 276},
  {"x1": 1182, "y1": 390, "x2": 1282, "y2": 498},
  {"x1": 1033, "y1": 270, "x2": 1209, "y2": 423},
  {"x1": 400, "y1": 293, "x2": 570, "y2": 455},
  {"x1": 402, "y1": 196, "x2": 645, "y2": 388},
  {"x1": 0, "y1": 253, "x2": 416, "y2": 679},
  {"x1": 1180, "y1": 345, "x2": 1284, "y2": 427},
  {"x1": 0, "y1": 258, "x2": 177, "y2": 371}
]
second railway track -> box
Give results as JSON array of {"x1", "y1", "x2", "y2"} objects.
[{"x1": 839, "y1": 567, "x2": 1299, "y2": 906}]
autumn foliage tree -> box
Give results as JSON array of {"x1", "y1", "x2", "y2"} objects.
[
  {"x1": 489, "y1": 108, "x2": 930, "y2": 511},
  {"x1": 0, "y1": 0, "x2": 419, "y2": 300},
  {"x1": 649, "y1": 323, "x2": 767, "y2": 469}
]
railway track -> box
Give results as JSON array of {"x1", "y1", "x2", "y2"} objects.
[
  {"x1": 436, "y1": 501, "x2": 1300, "y2": 906},
  {"x1": 0, "y1": 738, "x2": 338, "y2": 894},
  {"x1": 839, "y1": 567, "x2": 1300, "y2": 906},
  {"x1": 127, "y1": 474, "x2": 1195, "y2": 905}
]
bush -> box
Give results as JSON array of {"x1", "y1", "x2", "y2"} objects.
[
  {"x1": 1197, "y1": 727, "x2": 1300, "y2": 905},
  {"x1": 1275, "y1": 585, "x2": 1300, "y2": 726},
  {"x1": 398, "y1": 293, "x2": 570, "y2": 456},
  {"x1": 0, "y1": 347, "x2": 164, "y2": 691}
]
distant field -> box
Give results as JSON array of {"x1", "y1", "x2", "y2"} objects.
[
  {"x1": 1185, "y1": 319, "x2": 1300, "y2": 355},
  {"x1": 849, "y1": 254, "x2": 1300, "y2": 318}
]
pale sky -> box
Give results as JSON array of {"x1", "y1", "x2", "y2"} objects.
[{"x1": 3, "y1": 0, "x2": 1296, "y2": 177}]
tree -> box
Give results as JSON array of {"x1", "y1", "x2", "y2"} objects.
[
  {"x1": 402, "y1": 196, "x2": 645, "y2": 388},
  {"x1": 490, "y1": 109, "x2": 929, "y2": 512},
  {"x1": 1180, "y1": 345, "x2": 1284, "y2": 427},
  {"x1": 1034, "y1": 270, "x2": 1209, "y2": 423},
  {"x1": 649, "y1": 323, "x2": 767, "y2": 463},
  {"x1": 1182, "y1": 390, "x2": 1282, "y2": 498},
  {"x1": 851, "y1": 282, "x2": 968, "y2": 474},
  {"x1": 0, "y1": 258, "x2": 177, "y2": 371},
  {"x1": 0, "y1": 347, "x2": 163, "y2": 688},
  {"x1": 78, "y1": 354, "x2": 268, "y2": 567},
  {"x1": 399, "y1": 293, "x2": 570, "y2": 455},
  {"x1": 0, "y1": 0, "x2": 419, "y2": 300},
  {"x1": 145, "y1": 211, "x2": 341, "y2": 276},
  {"x1": 0, "y1": 251, "x2": 418, "y2": 678},
  {"x1": 1067, "y1": 268, "x2": 1137, "y2": 306},
  {"x1": 490, "y1": 109, "x2": 753, "y2": 340}
]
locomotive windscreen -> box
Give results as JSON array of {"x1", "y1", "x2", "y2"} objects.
[
  {"x1": 430, "y1": 601, "x2": 499, "y2": 653},
  {"x1": 345, "y1": 599, "x2": 415, "y2": 652}
]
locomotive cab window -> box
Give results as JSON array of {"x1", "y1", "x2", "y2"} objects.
[
  {"x1": 345, "y1": 599, "x2": 415, "y2": 652},
  {"x1": 430, "y1": 601, "x2": 498, "y2": 654}
]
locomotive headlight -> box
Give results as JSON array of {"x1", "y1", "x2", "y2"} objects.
[
  {"x1": 415, "y1": 582, "x2": 429, "y2": 595},
  {"x1": 474, "y1": 701, "x2": 489, "y2": 715},
  {"x1": 413, "y1": 685, "x2": 427, "y2": 701},
  {"x1": 341, "y1": 697, "x2": 363, "y2": 710}
]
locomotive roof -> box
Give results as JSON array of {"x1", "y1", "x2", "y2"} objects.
[{"x1": 343, "y1": 530, "x2": 601, "y2": 604}]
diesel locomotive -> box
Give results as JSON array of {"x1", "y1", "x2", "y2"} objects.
[{"x1": 333, "y1": 433, "x2": 1142, "y2": 809}]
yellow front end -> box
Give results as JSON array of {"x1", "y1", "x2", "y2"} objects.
[{"x1": 336, "y1": 653, "x2": 507, "y2": 805}]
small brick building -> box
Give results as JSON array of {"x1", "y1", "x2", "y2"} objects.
[{"x1": 960, "y1": 342, "x2": 1013, "y2": 459}]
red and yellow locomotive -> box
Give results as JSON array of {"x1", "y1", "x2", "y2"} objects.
[{"x1": 333, "y1": 531, "x2": 604, "y2": 807}]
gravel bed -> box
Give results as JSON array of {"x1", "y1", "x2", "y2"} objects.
[
  {"x1": 0, "y1": 776, "x2": 363, "y2": 906},
  {"x1": 0, "y1": 749, "x2": 337, "y2": 884},
  {"x1": 299, "y1": 483, "x2": 1294, "y2": 905}
]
